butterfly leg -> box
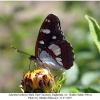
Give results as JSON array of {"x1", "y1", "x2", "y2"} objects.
[{"x1": 34, "y1": 63, "x2": 38, "y2": 69}]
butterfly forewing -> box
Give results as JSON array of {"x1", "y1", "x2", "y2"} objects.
[
  {"x1": 35, "y1": 14, "x2": 74, "y2": 70},
  {"x1": 35, "y1": 14, "x2": 65, "y2": 58}
]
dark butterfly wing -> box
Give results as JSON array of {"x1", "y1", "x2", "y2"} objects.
[
  {"x1": 35, "y1": 14, "x2": 74, "y2": 69},
  {"x1": 35, "y1": 14, "x2": 64, "y2": 57},
  {"x1": 53, "y1": 40, "x2": 74, "y2": 69}
]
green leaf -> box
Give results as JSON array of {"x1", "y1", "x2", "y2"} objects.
[
  {"x1": 58, "y1": 78, "x2": 66, "y2": 86},
  {"x1": 56, "y1": 72, "x2": 66, "y2": 92},
  {"x1": 77, "y1": 87, "x2": 100, "y2": 93},
  {"x1": 57, "y1": 72, "x2": 66, "y2": 83},
  {"x1": 70, "y1": 88, "x2": 80, "y2": 93},
  {"x1": 85, "y1": 15, "x2": 100, "y2": 52}
]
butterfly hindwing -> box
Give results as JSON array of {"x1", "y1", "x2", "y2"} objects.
[
  {"x1": 54, "y1": 40, "x2": 74, "y2": 69},
  {"x1": 45, "y1": 40, "x2": 74, "y2": 69}
]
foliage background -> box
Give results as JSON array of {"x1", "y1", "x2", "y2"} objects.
[{"x1": 0, "y1": 1, "x2": 100, "y2": 93}]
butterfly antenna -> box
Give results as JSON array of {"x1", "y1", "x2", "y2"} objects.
[
  {"x1": 11, "y1": 45, "x2": 33, "y2": 71},
  {"x1": 11, "y1": 45, "x2": 31, "y2": 56}
]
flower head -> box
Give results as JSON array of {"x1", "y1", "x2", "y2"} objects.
[{"x1": 20, "y1": 68, "x2": 58, "y2": 93}]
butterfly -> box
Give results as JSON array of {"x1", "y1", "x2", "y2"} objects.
[{"x1": 28, "y1": 14, "x2": 74, "y2": 70}]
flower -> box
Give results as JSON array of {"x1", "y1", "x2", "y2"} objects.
[{"x1": 20, "y1": 68, "x2": 58, "y2": 93}]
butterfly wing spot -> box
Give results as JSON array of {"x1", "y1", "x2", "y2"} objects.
[
  {"x1": 57, "y1": 61, "x2": 63, "y2": 66},
  {"x1": 46, "y1": 29, "x2": 50, "y2": 34},
  {"x1": 47, "y1": 20, "x2": 50, "y2": 22},
  {"x1": 53, "y1": 48, "x2": 61, "y2": 53},
  {"x1": 40, "y1": 29, "x2": 50, "y2": 34},
  {"x1": 61, "y1": 32, "x2": 64, "y2": 35},
  {"x1": 48, "y1": 44, "x2": 61, "y2": 56},
  {"x1": 45, "y1": 19, "x2": 50, "y2": 22},
  {"x1": 54, "y1": 51, "x2": 61, "y2": 56},
  {"x1": 39, "y1": 40, "x2": 44, "y2": 44},
  {"x1": 49, "y1": 44, "x2": 59, "y2": 51},
  {"x1": 48, "y1": 44, "x2": 56, "y2": 49},
  {"x1": 57, "y1": 23, "x2": 60, "y2": 27},
  {"x1": 57, "y1": 22, "x2": 61, "y2": 30},
  {"x1": 58, "y1": 27, "x2": 61, "y2": 30},
  {"x1": 56, "y1": 57, "x2": 62, "y2": 61},
  {"x1": 52, "y1": 36, "x2": 56, "y2": 39}
]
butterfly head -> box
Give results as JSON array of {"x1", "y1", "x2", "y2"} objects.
[{"x1": 29, "y1": 55, "x2": 36, "y2": 61}]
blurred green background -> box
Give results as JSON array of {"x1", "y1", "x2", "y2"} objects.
[{"x1": 0, "y1": 1, "x2": 100, "y2": 93}]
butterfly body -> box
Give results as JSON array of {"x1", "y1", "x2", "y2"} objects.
[{"x1": 30, "y1": 14, "x2": 74, "y2": 70}]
